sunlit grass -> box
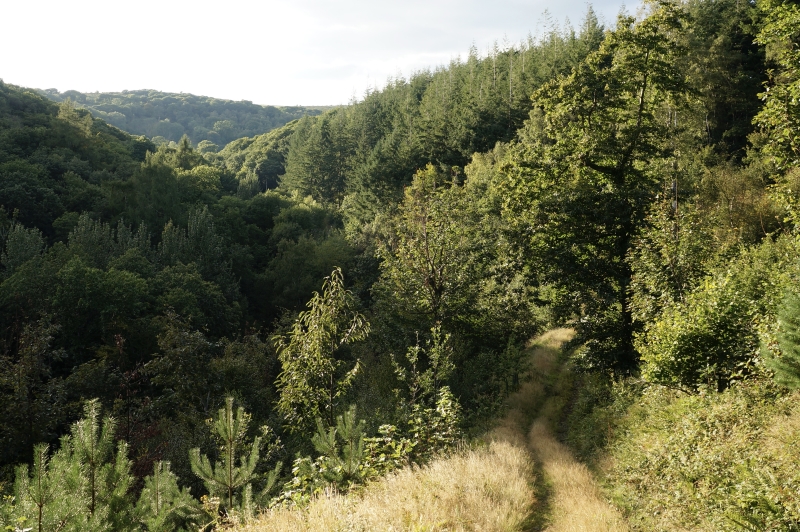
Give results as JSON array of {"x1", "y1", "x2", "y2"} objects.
[
  {"x1": 528, "y1": 419, "x2": 629, "y2": 532},
  {"x1": 239, "y1": 327, "x2": 632, "y2": 532},
  {"x1": 525, "y1": 329, "x2": 629, "y2": 532},
  {"x1": 240, "y1": 436, "x2": 533, "y2": 532}
]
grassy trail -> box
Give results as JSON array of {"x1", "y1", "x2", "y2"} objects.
[
  {"x1": 239, "y1": 329, "x2": 627, "y2": 530},
  {"x1": 523, "y1": 330, "x2": 628, "y2": 532}
]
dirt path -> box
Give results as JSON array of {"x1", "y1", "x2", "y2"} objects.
[
  {"x1": 521, "y1": 330, "x2": 629, "y2": 532},
  {"x1": 242, "y1": 329, "x2": 627, "y2": 531}
]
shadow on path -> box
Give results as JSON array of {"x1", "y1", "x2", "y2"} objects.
[{"x1": 503, "y1": 329, "x2": 629, "y2": 532}]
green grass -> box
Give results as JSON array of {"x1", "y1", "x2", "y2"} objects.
[{"x1": 566, "y1": 377, "x2": 800, "y2": 530}]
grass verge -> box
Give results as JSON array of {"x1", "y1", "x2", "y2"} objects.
[
  {"x1": 566, "y1": 376, "x2": 800, "y2": 530},
  {"x1": 237, "y1": 332, "x2": 562, "y2": 532}
]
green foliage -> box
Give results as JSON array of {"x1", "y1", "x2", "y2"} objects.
[
  {"x1": 145, "y1": 313, "x2": 215, "y2": 415},
  {"x1": 765, "y1": 291, "x2": 800, "y2": 389},
  {"x1": 0, "y1": 81, "x2": 142, "y2": 237},
  {"x1": 375, "y1": 165, "x2": 479, "y2": 326},
  {"x1": 682, "y1": 0, "x2": 765, "y2": 155},
  {"x1": 637, "y1": 237, "x2": 796, "y2": 391},
  {"x1": 281, "y1": 112, "x2": 352, "y2": 205},
  {"x1": 1, "y1": 222, "x2": 44, "y2": 277},
  {"x1": 753, "y1": 0, "x2": 800, "y2": 169},
  {"x1": 392, "y1": 325, "x2": 455, "y2": 409},
  {"x1": 574, "y1": 378, "x2": 800, "y2": 531},
  {"x1": 404, "y1": 386, "x2": 462, "y2": 462},
  {"x1": 5, "y1": 1, "x2": 800, "y2": 524},
  {"x1": 263, "y1": 232, "x2": 356, "y2": 313},
  {"x1": 276, "y1": 393, "x2": 460, "y2": 507},
  {"x1": 189, "y1": 397, "x2": 280, "y2": 515},
  {"x1": 309, "y1": 406, "x2": 368, "y2": 486},
  {"x1": 135, "y1": 461, "x2": 201, "y2": 532},
  {"x1": 500, "y1": 2, "x2": 690, "y2": 372},
  {"x1": 158, "y1": 206, "x2": 237, "y2": 298},
  {"x1": 371, "y1": 151, "x2": 538, "y2": 419},
  {"x1": 1, "y1": 399, "x2": 135, "y2": 532},
  {"x1": 72, "y1": 400, "x2": 134, "y2": 528},
  {"x1": 564, "y1": 373, "x2": 642, "y2": 462},
  {"x1": 8, "y1": 443, "x2": 86, "y2": 532},
  {"x1": 217, "y1": 121, "x2": 298, "y2": 193},
  {"x1": 274, "y1": 268, "x2": 370, "y2": 431},
  {"x1": 629, "y1": 200, "x2": 718, "y2": 326},
  {"x1": 0, "y1": 320, "x2": 65, "y2": 468}
]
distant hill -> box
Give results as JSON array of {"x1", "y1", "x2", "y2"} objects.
[
  {"x1": 37, "y1": 88, "x2": 331, "y2": 149},
  {"x1": 0, "y1": 81, "x2": 153, "y2": 238}
]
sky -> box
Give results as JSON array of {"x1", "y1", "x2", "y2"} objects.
[{"x1": 0, "y1": 0, "x2": 633, "y2": 106}]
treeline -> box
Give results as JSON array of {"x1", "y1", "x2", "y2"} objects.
[
  {"x1": 3, "y1": 0, "x2": 800, "y2": 527},
  {"x1": 37, "y1": 88, "x2": 328, "y2": 149},
  {"x1": 215, "y1": 13, "x2": 605, "y2": 229}
]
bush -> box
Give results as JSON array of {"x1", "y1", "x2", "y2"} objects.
[
  {"x1": 637, "y1": 237, "x2": 797, "y2": 391},
  {"x1": 580, "y1": 379, "x2": 800, "y2": 531}
]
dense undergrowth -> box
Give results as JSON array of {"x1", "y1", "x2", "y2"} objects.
[{"x1": 565, "y1": 376, "x2": 800, "y2": 530}]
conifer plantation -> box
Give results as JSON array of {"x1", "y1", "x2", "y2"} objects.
[{"x1": 3, "y1": 0, "x2": 800, "y2": 529}]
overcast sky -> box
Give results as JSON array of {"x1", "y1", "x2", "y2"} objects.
[{"x1": 1, "y1": 0, "x2": 633, "y2": 106}]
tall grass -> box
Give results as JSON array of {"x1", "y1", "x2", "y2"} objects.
[
  {"x1": 239, "y1": 438, "x2": 533, "y2": 532},
  {"x1": 525, "y1": 329, "x2": 629, "y2": 532}
]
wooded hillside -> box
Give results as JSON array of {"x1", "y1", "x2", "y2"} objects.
[
  {"x1": 37, "y1": 88, "x2": 327, "y2": 148},
  {"x1": 2, "y1": 0, "x2": 800, "y2": 528}
]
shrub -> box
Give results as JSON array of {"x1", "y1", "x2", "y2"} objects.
[{"x1": 637, "y1": 237, "x2": 796, "y2": 391}]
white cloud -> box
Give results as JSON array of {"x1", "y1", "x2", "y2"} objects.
[{"x1": 0, "y1": 0, "x2": 634, "y2": 105}]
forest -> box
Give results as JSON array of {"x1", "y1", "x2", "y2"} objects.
[
  {"x1": 1, "y1": 0, "x2": 800, "y2": 529},
  {"x1": 35, "y1": 89, "x2": 327, "y2": 149}
]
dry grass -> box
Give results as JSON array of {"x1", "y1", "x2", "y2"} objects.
[
  {"x1": 531, "y1": 328, "x2": 575, "y2": 350},
  {"x1": 241, "y1": 439, "x2": 534, "y2": 532},
  {"x1": 239, "y1": 327, "x2": 630, "y2": 532},
  {"x1": 528, "y1": 418, "x2": 629, "y2": 532},
  {"x1": 239, "y1": 346, "x2": 547, "y2": 532},
  {"x1": 525, "y1": 328, "x2": 629, "y2": 532}
]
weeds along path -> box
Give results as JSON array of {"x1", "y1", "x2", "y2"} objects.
[
  {"x1": 243, "y1": 353, "x2": 542, "y2": 531},
  {"x1": 524, "y1": 329, "x2": 628, "y2": 532},
  {"x1": 241, "y1": 329, "x2": 625, "y2": 531}
]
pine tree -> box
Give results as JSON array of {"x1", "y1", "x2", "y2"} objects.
[
  {"x1": 3, "y1": 400, "x2": 134, "y2": 532},
  {"x1": 135, "y1": 461, "x2": 201, "y2": 532},
  {"x1": 310, "y1": 406, "x2": 367, "y2": 485},
  {"x1": 70, "y1": 399, "x2": 134, "y2": 530},
  {"x1": 766, "y1": 292, "x2": 800, "y2": 389},
  {"x1": 9, "y1": 441, "x2": 87, "y2": 532},
  {"x1": 189, "y1": 397, "x2": 279, "y2": 514}
]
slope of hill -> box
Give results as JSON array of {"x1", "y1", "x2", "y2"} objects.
[
  {"x1": 0, "y1": 80, "x2": 152, "y2": 237},
  {"x1": 3, "y1": 0, "x2": 800, "y2": 529},
  {"x1": 37, "y1": 88, "x2": 329, "y2": 148}
]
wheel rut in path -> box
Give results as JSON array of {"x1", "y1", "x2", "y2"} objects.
[{"x1": 517, "y1": 329, "x2": 629, "y2": 532}]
